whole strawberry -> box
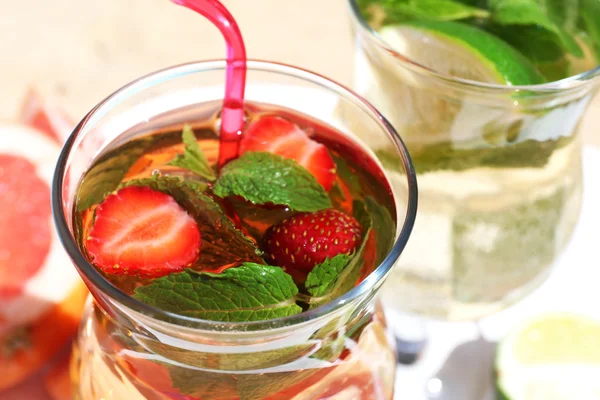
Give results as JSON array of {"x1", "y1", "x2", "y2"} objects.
[{"x1": 264, "y1": 209, "x2": 362, "y2": 272}]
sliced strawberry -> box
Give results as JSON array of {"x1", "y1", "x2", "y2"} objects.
[
  {"x1": 264, "y1": 209, "x2": 362, "y2": 273},
  {"x1": 19, "y1": 88, "x2": 73, "y2": 143},
  {"x1": 86, "y1": 186, "x2": 201, "y2": 278},
  {"x1": 239, "y1": 116, "x2": 336, "y2": 191}
]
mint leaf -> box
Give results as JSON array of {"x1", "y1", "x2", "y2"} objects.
[
  {"x1": 142, "y1": 340, "x2": 313, "y2": 371},
  {"x1": 333, "y1": 154, "x2": 362, "y2": 198},
  {"x1": 213, "y1": 152, "x2": 332, "y2": 212},
  {"x1": 169, "y1": 372, "x2": 237, "y2": 400},
  {"x1": 167, "y1": 125, "x2": 216, "y2": 181},
  {"x1": 76, "y1": 136, "x2": 161, "y2": 211},
  {"x1": 490, "y1": 0, "x2": 556, "y2": 30},
  {"x1": 489, "y1": 0, "x2": 583, "y2": 57},
  {"x1": 582, "y1": 0, "x2": 600, "y2": 59},
  {"x1": 386, "y1": 0, "x2": 490, "y2": 22},
  {"x1": 485, "y1": 23, "x2": 571, "y2": 80},
  {"x1": 305, "y1": 254, "x2": 353, "y2": 297},
  {"x1": 307, "y1": 200, "x2": 373, "y2": 308},
  {"x1": 122, "y1": 175, "x2": 263, "y2": 268},
  {"x1": 365, "y1": 196, "x2": 395, "y2": 265},
  {"x1": 121, "y1": 174, "x2": 208, "y2": 194},
  {"x1": 329, "y1": 181, "x2": 346, "y2": 208},
  {"x1": 133, "y1": 264, "x2": 302, "y2": 321},
  {"x1": 403, "y1": 137, "x2": 570, "y2": 173},
  {"x1": 168, "y1": 365, "x2": 319, "y2": 400},
  {"x1": 486, "y1": 24, "x2": 565, "y2": 63}
]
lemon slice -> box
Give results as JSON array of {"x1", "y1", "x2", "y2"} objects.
[
  {"x1": 496, "y1": 313, "x2": 600, "y2": 399},
  {"x1": 378, "y1": 21, "x2": 546, "y2": 85}
]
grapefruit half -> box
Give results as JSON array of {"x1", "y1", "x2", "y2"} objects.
[{"x1": 0, "y1": 122, "x2": 86, "y2": 391}]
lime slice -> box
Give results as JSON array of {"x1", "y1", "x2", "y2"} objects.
[
  {"x1": 496, "y1": 313, "x2": 600, "y2": 399},
  {"x1": 378, "y1": 21, "x2": 546, "y2": 85}
]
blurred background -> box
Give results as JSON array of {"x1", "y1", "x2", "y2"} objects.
[
  {"x1": 0, "y1": 0, "x2": 354, "y2": 120},
  {"x1": 1, "y1": 0, "x2": 598, "y2": 140},
  {"x1": 2, "y1": 0, "x2": 598, "y2": 141}
]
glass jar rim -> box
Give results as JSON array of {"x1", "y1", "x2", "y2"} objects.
[
  {"x1": 347, "y1": 0, "x2": 600, "y2": 93},
  {"x1": 52, "y1": 59, "x2": 418, "y2": 333}
]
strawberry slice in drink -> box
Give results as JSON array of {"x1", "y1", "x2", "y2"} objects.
[
  {"x1": 0, "y1": 123, "x2": 87, "y2": 391},
  {"x1": 86, "y1": 186, "x2": 202, "y2": 278},
  {"x1": 19, "y1": 88, "x2": 73, "y2": 143},
  {"x1": 239, "y1": 116, "x2": 336, "y2": 191}
]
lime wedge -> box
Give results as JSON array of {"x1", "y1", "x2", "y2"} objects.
[
  {"x1": 378, "y1": 21, "x2": 546, "y2": 85},
  {"x1": 496, "y1": 313, "x2": 600, "y2": 399}
]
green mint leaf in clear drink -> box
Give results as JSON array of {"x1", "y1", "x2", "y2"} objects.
[
  {"x1": 329, "y1": 181, "x2": 347, "y2": 207},
  {"x1": 307, "y1": 200, "x2": 373, "y2": 309},
  {"x1": 133, "y1": 263, "x2": 302, "y2": 322},
  {"x1": 169, "y1": 364, "x2": 320, "y2": 400},
  {"x1": 376, "y1": 136, "x2": 570, "y2": 174},
  {"x1": 489, "y1": 0, "x2": 560, "y2": 30},
  {"x1": 167, "y1": 124, "x2": 217, "y2": 181},
  {"x1": 122, "y1": 175, "x2": 263, "y2": 269},
  {"x1": 582, "y1": 0, "x2": 600, "y2": 59},
  {"x1": 384, "y1": 0, "x2": 490, "y2": 23},
  {"x1": 143, "y1": 339, "x2": 313, "y2": 372},
  {"x1": 484, "y1": 24, "x2": 572, "y2": 81},
  {"x1": 332, "y1": 154, "x2": 363, "y2": 199},
  {"x1": 121, "y1": 173, "x2": 208, "y2": 194},
  {"x1": 489, "y1": 0, "x2": 584, "y2": 57},
  {"x1": 213, "y1": 151, "x2": 332, "y2": 212},
  {"x1": 305, "y1": 254, "x2": 353, "y2": 297},
  {"x1": 540, "y1": 0, "x2": 574, "y2": 27},
  {"x1": 365, "y1": 196, "x2": 396, "y2": 265}
]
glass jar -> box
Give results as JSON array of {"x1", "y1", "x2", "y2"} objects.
[
  {"x1": 52, "y1": 60, "x2": 418, "y2": 399},
  {"x1": 346, "y1": 0, "x2": 600, "y2": 321}
]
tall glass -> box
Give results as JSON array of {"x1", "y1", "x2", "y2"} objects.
[
  {"x1": 346, "y1": 0, "x2": 600, "y2": 321},
  {"x1": 52, "y1": 60, "x2": 418, "y2": 399}
]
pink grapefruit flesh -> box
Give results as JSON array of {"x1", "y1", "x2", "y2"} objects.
[{"x1": 0, "y1": 155, "x2": 52, "y2": 298}]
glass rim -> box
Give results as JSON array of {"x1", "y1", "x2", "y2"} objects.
[
  {"x1": 52, "y1": 59, "x2": 418, "y2": 333},
  {"x1": 347, "y1": 0, "x2": 600, "y2": 93}
]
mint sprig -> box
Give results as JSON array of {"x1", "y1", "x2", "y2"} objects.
[
  {"x1": 122, "y1": 175, "x2": 263, "y2": 268},
  {"x1": 133, "y1": 263, "x2": 302, "y2": 322},
  {"x1": 306, "y1": 200, "x2": 373, "y2": 308},
  {"x1": 489, "y1": 0, "x2": 583, "y2": 57},
  {"x1": 213, "y1": 151, "x2": 332, "y2": 212},
  {"x1": 387, "y1": 0, "x2": 489, "y2": 23},
  {"x1": 167, "y1": 125, "x2": 216, "y2": 181}
]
